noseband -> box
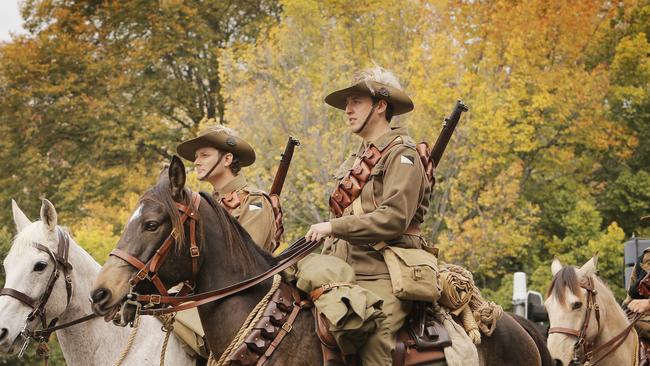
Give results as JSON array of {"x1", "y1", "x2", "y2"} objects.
[
  {"x1": 109, "y1": 191, "x2": 202, "y2": 305},
  {"x1": 548, "y1": 276, "x2": 639, "y2": 365},
  {"x1": 0, "y1": 227, "x2": 73, "y2": 354}
]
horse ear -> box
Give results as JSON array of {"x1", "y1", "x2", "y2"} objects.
[
  {"x1": 577, "y1": 255, "x2": 598, "y2": 278},
  {"x1": 12, "y1": 199, "x2": 31, "y2": 233},
  {"x1": 169, "y1": 155, "x2": 186, "y2": 200},
  {"x1": 551, "y1": 258, "x2": 563, "y2": 276},
  {"x1": 40, "y1": 199, "x2": 58, "y2": 231}
]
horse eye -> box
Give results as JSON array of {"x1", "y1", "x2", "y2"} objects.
[
  {"x1": 33, "y1": 261, "x2": 47, "y2": 272},
  {"x1": 572, "y1": 301, "x2": 582, "y2": 310},
  {"x1": 144, "y1": 221, "x2": 159, "y2": 231}
]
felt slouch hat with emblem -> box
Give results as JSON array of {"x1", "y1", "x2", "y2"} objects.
[
  {"x1": 177, "y1": 124, "x2": 256, "y2": 167},
  {"x1": 324, "y1": 66, "x2": 414, "y2": 116}
]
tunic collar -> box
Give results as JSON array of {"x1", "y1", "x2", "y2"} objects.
[{"x1": 215, "y1": 174, "x2": 248, "y2": 197}]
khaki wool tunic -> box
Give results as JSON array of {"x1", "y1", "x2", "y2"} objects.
[
  {"x1": 214, "y1": 174, "x2": 277, "y2": 253},
  {"x1": 324, "y1": 126, "x2": 431, "y2": 279}
]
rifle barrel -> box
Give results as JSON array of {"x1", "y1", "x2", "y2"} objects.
[{"x1": 429, "y1": 100, "x2": 468, "y2": 167}]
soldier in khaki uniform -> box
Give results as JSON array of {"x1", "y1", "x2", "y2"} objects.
[
  {"x1": 172, "y1": 125, "x2": 279, "y2": 359},
  {"x1": 177, "y1": 125, "x2": 278, "y2": 252},
  {"x1": 305, "y1": 66, "x2": 432, "y2": 366}
]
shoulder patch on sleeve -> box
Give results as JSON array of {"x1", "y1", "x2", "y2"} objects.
[
  {"x1": 249, "y1": 202, "x2": 263, "y2": 210},
  {"x1": 400, "y1": 155, "x2": 415, "y2": 165}
]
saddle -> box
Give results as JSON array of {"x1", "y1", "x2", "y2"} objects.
[
  {"x1": 315, "y1": 302, "x2": 450, "y2": 366},
  {"x1": 221, "y1": 281, "x2": 449, "y2": 366}
]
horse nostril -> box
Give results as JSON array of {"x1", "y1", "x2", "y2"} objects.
[
  {"x1": 554, "y1": 359, "x2": 564, "y2": 366},
  {"x1": 0, "y1": 328, "x2": 8, "y2": 341},
  {"x1": 91, "y1": 288, "x2": 111, "y2": 305}
]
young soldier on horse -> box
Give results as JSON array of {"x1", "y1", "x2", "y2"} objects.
[
  {"x1": 177, "y1": 124, "x2": 278, "y2": 252},
  {"x1": 304, "y1": 66, "x2": 437, "y2": 366}
]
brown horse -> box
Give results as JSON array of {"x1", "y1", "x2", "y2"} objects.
[{"x1": 90, "y1": 156, "x2": 546, "y2": 365}]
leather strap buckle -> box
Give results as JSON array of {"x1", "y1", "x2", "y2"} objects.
[
  {"x1": 149, "y1": 294, "x2": 161, "y2": 305},
  {"x1": 282, "y1": 322, "x2": 292, "y2": 333},
  {"x1": 136, "y1": 269, "x2": 149, "y2": 281},
  {"x1": 190, "y1": 247, "x2": 200, "y2": 258}
]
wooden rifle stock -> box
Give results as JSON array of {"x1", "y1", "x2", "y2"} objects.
[
  {"x1": 430, "y1": 100, "x2": 468, "y2": 168},
  {"x1": 270, "y1": 137, "x2": 300, "y2": 196}
]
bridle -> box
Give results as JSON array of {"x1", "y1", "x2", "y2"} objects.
[
  {"x1": 108, "y1": 190, "x2": 321, "y2": 316},
  {"x1": 548, "y1": 276, "x2": 640, "y2": 365},
  {"x1": 109, "y1": 191, "x2": 202, "y2": 308},
  {"x1": 0, "y1": 227, "x2": 75, "y2": 356}
]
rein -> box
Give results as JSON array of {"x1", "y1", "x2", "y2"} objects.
[
  {"x1": 0, "y1": 228, "x2": 97, "y2": 362},
  {"x1": 111, "y1": 190, "x2": 321, "y2": 316},
  {"x1": 548, "y1": 276, "x2": 641, "y2": 365}
]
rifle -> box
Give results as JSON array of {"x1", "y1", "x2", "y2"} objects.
[
  {"x1": 268, "y1": 137, "x2": 300, "y2": 248},
  {"x1": 270, "y1": 137, "x2": 300, "y2": 196},
  {"x1": 417, "y1": 100, "x2": 468, "y2": 185},
  {"x1": 430, "y1": 100, "x2": 469, "y2": 168}
]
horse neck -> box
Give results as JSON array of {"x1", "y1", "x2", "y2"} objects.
[
  {"x1": 54, "y1": 239, "x2": 133, "y2": 365},
  {"x1": 195, "y1": 206, "x2": 276, "y2": 355},
  {"x1": 591, "y1": 276, "x2": 637, "y2": 365}
]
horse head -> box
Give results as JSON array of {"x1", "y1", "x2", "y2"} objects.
[
  {"x1": 545, "y1": 256, "x2": 628, "y2": 366},
  {"x1": 0, "y1": 199, "x2": 72, "y2": 354},
  {"x1": 90, "y1": 156, "x2": 204, "y2": 324}
]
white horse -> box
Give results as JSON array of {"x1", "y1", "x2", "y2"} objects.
[
  {"x1": 0, "y1": 199, "x2": 196, "y2": 366},
  {"x1": 545, "y1": 256, "x2": 639, "y2": 366}
]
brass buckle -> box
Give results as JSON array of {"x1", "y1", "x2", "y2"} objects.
[
  {"x1": 136, "y1": 268, "x2": 149, "y2": 281},
  {"x1": 282, "y1": 322, "x2": 292, "y2": 333},
  {"x1": 149, "y1": 294, "x2": 162, "y2": 305},
  {"x1": 190, "y1": 247, "x2": 200, "y2": 258}
]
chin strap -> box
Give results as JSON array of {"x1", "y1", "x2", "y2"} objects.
[
  {"x1": 354, "y1": 101, "x2": 378, "y2": 134},
  {"x1": 198, "y1": 152, "x2": 226, "y2": 181}
]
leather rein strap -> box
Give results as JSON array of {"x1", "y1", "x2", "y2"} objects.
[
  {"x1": 112, "y1": 189, "x2": 321, "y2": 316},
  {"x1": 548, "y1": 277, "x2": 640, "y2": 365},
  {"x1": 109, "y1": 191, "x2": 202, "y2": 300},
  {"x1": 137, "y1": 236, "x2": 321, "y2": 316}
]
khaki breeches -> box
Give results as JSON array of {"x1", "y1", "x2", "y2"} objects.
[{"x1": 357, "y1": 278, "x2": 411, "y2": 366}]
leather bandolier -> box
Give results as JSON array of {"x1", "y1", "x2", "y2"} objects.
[
  {"x1": 329, "y1": 138, "x2": 402, "y2": 217},
  {"x1": 219, "y1": 191, "x2": 284, "y2": 249},
  {"x1": 329, "y1": 139, "x2": 436, "y2": 218}
]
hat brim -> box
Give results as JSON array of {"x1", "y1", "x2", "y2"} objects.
[
  {"x1": 324, "y1": 81, "x2": 414, "y2": 116},
  {"x1": 177, "y1": 134, "x2": 256, "y2": 167}
]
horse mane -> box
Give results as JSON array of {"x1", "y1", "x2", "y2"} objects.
[
  {"x1": 548, "y1": 265, "x2": 628, "y2": 322},
  {"x1": 547, "y1": 266, "x2": 581, "y2": 306},
  {"x1": 140, "y1": 174, "x2": 276, "y2": 275},
  {"x1": 199, "y1": 191, "x2": 277, "y2": 274},
  {"x1": 11, "y1": 222, "x2": 70, "y2": 256}
]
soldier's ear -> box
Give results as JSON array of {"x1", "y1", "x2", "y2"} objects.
[{"x1": 223, "y1": 152, "x2": 234, "y2": 168}]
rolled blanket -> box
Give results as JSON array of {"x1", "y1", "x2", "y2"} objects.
[
  {"x1": 439, "y1": 264, "x2": 503, "y2": 341},
  {"x1": 438, "y1": 265, "x2": 474, "y2": 315}
]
